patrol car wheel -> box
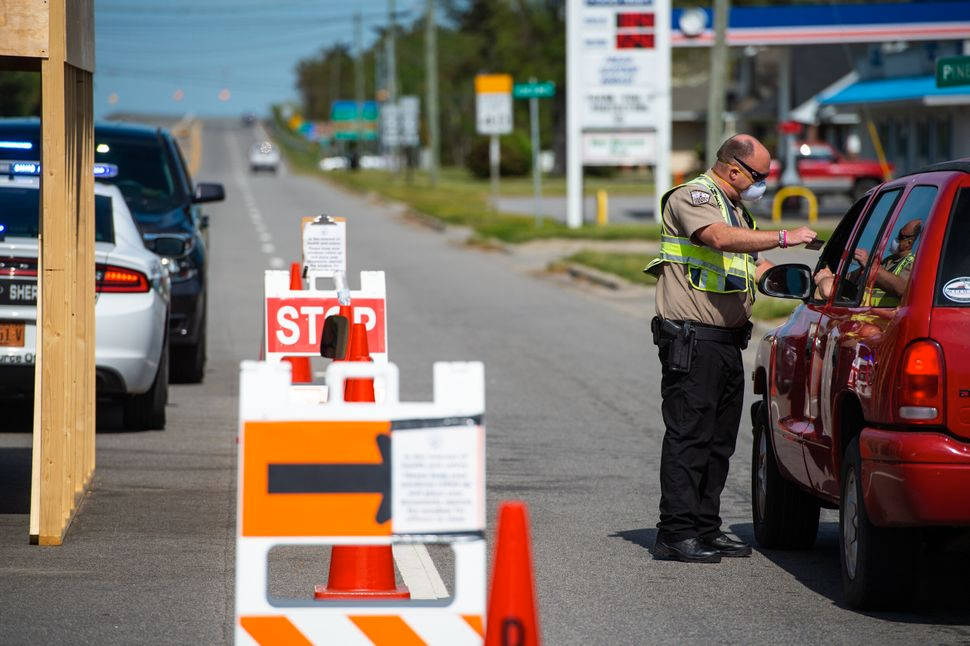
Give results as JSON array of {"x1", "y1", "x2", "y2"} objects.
[
  {"x1": 840, "y1": 437, "x2": 916, "y2": 609},
  {"x1": 751, "y1": 401, "x2": 819, "y2": 549},
  {"x1": 123, "y1": 335, "x2": 168, "y2": 431}
]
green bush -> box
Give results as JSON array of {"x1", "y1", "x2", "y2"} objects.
[{"x1": 466, "y1": 131, "x2": 532, "y2": 178}]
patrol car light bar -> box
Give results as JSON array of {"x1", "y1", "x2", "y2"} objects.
[
  {"x1": 0, "y1": 160, "x2": 119, "y2": 178},
  {"x1": 0, "y1": 141, "x2": 33, "y2": 150}
]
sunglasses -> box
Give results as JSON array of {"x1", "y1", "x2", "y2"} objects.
[{"x1": 731, "y1": 156, "x2": 769, "y2": 183}]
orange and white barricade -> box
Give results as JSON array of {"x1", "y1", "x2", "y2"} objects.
[
  {"x1": 236, "y1": 359, "x2": 486, "y2": 645},
  {"x1": 263, "y1": 269, "x2": 388, "y2": 365}
]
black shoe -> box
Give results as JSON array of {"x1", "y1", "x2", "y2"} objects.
[
  {"x1": 653, "y1": 537, "x2": 721, "y2": 563},
  {"x1": 702, "y1": 533, "x2": 752, "y2": 558}
]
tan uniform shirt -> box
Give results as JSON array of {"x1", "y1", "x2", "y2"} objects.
[{"x1": 655, "y1": 179, "x2": 754, "y2": 328}]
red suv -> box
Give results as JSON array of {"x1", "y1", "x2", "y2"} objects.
[{"x1": 751, "y1": 159, "x2": 970, "y2": 609}]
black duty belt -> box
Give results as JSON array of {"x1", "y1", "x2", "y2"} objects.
[{"x1": 663, "y1": 319, "x2": 752, "y2": 347}]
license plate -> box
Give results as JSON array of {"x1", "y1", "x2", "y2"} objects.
[
  {"x1": 0, "y1": 279, "x2": 38, "y2": 306},
  {"x1": 0, "y1": 321, "x2": 25, "y2": 347}
]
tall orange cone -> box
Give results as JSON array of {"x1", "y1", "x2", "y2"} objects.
[
  {"x1": 288, "y1": 262, "x2": 303, "y2": 290},
  {"x1": 314, "y1": 318, "x2": 407, "y2": 600},
  {"x1": 485, "y1": 501, "x2": 540, "y2": 646},
  {"x1": 282, "y1": 262, "x2": 312, "y2": 383},
  {"x1": 344, "y1": 322, "x2": 375, "y2": 402}
]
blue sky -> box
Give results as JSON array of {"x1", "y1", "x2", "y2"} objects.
[{"x1": 94, "y1": 0, "x2": 426, "y2": 119}]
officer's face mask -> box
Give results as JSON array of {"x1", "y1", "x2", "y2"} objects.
[
  {"x1": 739, "y1": 180, "x2": 767, "y2": 202},
  {"x1": 888, "y1": 238, "x2": 901, "y2": 256}
]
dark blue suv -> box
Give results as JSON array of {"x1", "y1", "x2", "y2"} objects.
[{"x1": 0, "y1": 118, "x2": 224, "y2": 382}]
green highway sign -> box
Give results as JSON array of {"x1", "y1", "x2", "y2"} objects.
[
  {"x1": 936, "y1": 55, "x2": 970, "y2": 88},
  {"x1": 513, "y1": 81, "x2": 556, "y2": 99}
]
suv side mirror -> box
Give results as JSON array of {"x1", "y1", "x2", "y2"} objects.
[
  {"x1": 758, "y1": 263, "x2": 812, "y2": 299},
  {"x1": 193, "y1": 182, "x2": 225, "y2": 203}
]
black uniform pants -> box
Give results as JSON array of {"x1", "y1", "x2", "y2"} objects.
[{"x1": 656, "y1": 334, "x2": 745, "y2": 543}]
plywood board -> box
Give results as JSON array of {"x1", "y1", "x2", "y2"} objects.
[{"x1": 0, "y1": 0, "x2": 49, "y2": 59}]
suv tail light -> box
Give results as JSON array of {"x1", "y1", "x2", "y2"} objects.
[
  {"x1": 897, "y1": 339, "x2": 945, "y2": 424},
  {"x1": 96, "y1": 264, "x2": 149, "y2": 293}
]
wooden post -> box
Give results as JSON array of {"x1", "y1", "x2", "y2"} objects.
[{"x1": 3, "y1": 0, "x2": 95, "y2": 545}]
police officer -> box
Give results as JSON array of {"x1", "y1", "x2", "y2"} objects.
[{"x1": 645, "y1": 135, "x2": 817, "y2": 563}]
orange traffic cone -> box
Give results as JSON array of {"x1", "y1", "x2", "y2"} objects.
[
  {"x1": 314, "y1": 545, "x2": 410, "y2": 600},
  {"x1": 485, "y1": 502, "x2": 540, "y2": 646},
  {"x1": 313, "y1": 317, "x2": 407, "y2": 600},
  {"x1": 344, "y1": 322, "x2": 375, "y2": 402},
  {"x1": 282, "y1": 262, "x2": 312, "y2": 383},
  {"x1": 288, "y1": 262, "x2": 302, "y2": 290},
  {"x1": 281, "y1": 356, "x2": 312, "y2": 383}
]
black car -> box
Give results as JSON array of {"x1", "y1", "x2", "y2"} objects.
[{"x1": 0, "y1": 118, "x2": 224, "y2": 382}]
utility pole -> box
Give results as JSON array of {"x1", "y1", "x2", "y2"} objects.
[
  {"x1": 386, "y1": 0, "x2": 399, "y2": 170},
  {"x1": 424, "y1": 0, "x2": 440, "y2": 186},
  {"x1": 705, "y1": 0, "x2": 729, "y2": 166},
  {"x1": 355, "y1": 11, "x2": 365, "y2": 151}
]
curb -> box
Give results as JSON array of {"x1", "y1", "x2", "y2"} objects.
[{"x1": 557, "y1": 262, "x2": 629, "y2": 291}]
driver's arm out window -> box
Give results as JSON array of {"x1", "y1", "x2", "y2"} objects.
[{"x1": 834, "y1": 189, "x2": 902, "y2": 305}]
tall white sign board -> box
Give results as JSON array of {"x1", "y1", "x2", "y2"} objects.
[{"x1": 567, "y1": 0, "x2": 671, "y2": 226}]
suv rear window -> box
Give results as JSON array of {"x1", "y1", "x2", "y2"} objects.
[
  {"x1": 0, "y1": 186, "x2": 114, "y2": 243},
  {"x1": 95, "y1": 135, "x2": 185, "y2": 216},
  {"x1": 936, "y1": 187, "x2": 970, "y2": 306}
]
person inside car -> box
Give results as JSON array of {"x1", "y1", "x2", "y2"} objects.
[{"x1": 814, "y1": 219, "x2": 922, "y2": 304}]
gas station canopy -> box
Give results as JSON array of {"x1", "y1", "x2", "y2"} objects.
[{"x1": 672, "y1": 1, "x2": 970, "y2": 47}]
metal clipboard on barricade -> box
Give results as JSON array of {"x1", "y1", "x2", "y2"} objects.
[{"x1": 235, "y1": 359, "x2": 487, "y2": 645}]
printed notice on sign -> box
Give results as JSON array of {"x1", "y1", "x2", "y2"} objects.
[
  {"x1": 392, "y1": 424, "x2": 485, "y2": 534},
  {"x1": 302, "y1": 219, "x2": 347, "y2": 275}
]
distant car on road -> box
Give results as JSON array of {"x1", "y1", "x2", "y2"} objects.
[
  {"x1": 767, "y1": 141, "x2": 891, "y2": 202},
  {"x1": 249, "y1": 141, "x2": 280, "y2": 173},
  {"x1": 0, "y1": 118, "x2": 225, "y2": 383},
  {"x1": 359, "y1": 154, "x2": 389, "y2": 170},
  {"x1": 319, "y1": 156, "x2": 349, "y2": 172},
  {"x1": 751, "y1": 158, "x2": 970, "y2": 609},
  {"x1": 0, "y1": 175, "x2": 171, "y2": 429}
]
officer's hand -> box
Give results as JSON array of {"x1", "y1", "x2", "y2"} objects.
[
  {"x1": 786, "y1": 226, "x2": 817, "y2": 247},
  {"x1": 853, "y1": 248, "x2": 869, "y2": 266}
]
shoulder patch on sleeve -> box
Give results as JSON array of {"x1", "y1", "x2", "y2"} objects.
[{"x1": 689, "y1": 190, "x2": 711, "y2": 206}]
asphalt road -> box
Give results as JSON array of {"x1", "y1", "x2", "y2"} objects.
[{"x1": 1, "y1": 119, "x2": 968, "y2": 645}]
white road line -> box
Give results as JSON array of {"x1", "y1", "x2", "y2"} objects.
[
  {"x1": 392, "y1": 544, "x2": 449, "y2": 600},
  {"x1": 227, "y1": 130, "x2": 279, "y2": 264}
]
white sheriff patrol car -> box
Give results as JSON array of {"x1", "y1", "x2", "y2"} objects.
[{"x1": 0, "y1": 162, "x2": 171, "y2": 429}]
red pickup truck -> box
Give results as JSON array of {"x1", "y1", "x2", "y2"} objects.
[
  {"x1": 751, "y1": 159, "x2": 970, "y2": 609},
  {"x1": 767, "y1": 141, "x2": 891, "y2": 202}
]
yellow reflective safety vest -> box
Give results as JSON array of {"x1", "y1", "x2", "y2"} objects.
[
  {"x1": 866, "y1": 253, "x2": 915, "y2": 307},
  {"x1": 644, "y1": 174, "x2": 758, "y2": 297}
]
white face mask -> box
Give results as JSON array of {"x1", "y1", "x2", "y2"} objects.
[
  {"x1": 889, "y1": 239, "x2": 901, "y2": 255},
  {"x1": 740, "y1": 180, "x2": 767, "y2": 202}
]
